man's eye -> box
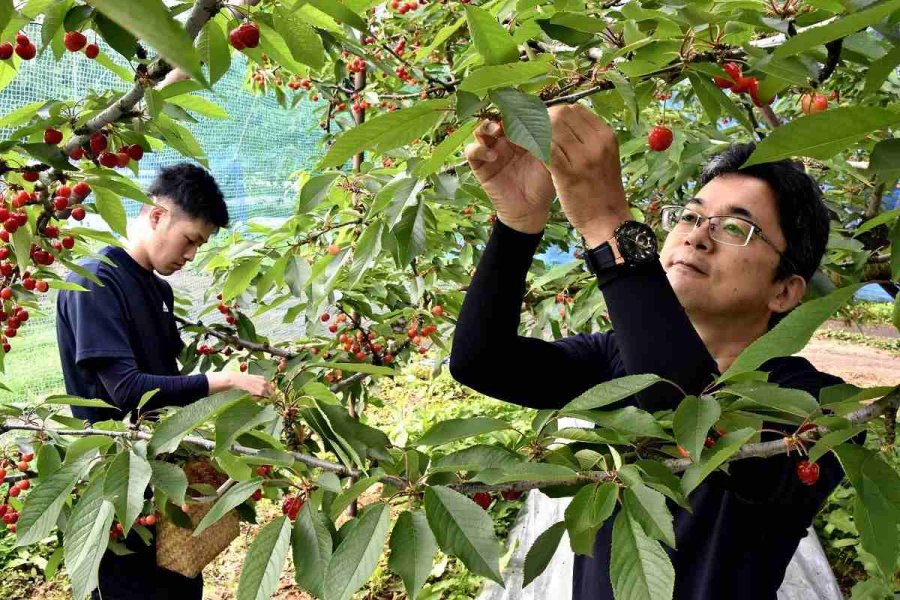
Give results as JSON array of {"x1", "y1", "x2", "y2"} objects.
[{"x1": 681, "y1": 213, "x2": 698, "y2": 223}]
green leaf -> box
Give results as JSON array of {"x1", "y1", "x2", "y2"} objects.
[
  {"x1": 64, "y1": 436, "x2": 114, "y2": 465},
  {"x1": 0, "y1": 101, "x2": 45, "y2": 128},
  {"x1": 93, "y1": 187, "x2": 127, "y2": 237},
  {"x1": 41, "y1": 0, "x2": 71, "y2": 50},
  {"x1": 17, "y1": 456, "x2": 90, "y2": 546},
  {"x1": 610, "y1": 507, "x2": 674, "y2": 600},
  {"x1": 681, "y1": 427, "x2": 756, "y2": 495},
  {"x1": 274, "y1": 5, "x2": 325, "y2": 69},
  {"x1": 104, "y1": 448, "x2": 152, "y2": 535},
  {"x1": 687, "y1": 73, "x2": 721, "y2": 123},
  {"x1": 36, "y1": 444, "x2": 62, "y2": 480},
  {"x1": 864, "y1": 44, "x2": 900, "y2": 96},
  {"x1": 476, "y1": 462, "x2": 578, "y2": 485},
  {"x1": 673, "y1": 395, "x2": 721, "y2": 462},
  {"x1": 719, "y1": 284, "x2": 861, "y2": 381},
  {"x1": 392, "y1": 198, "x2": 431, "y2": 266},
  {"x1": 773, "y1": 0, "x2": 900, "y2": 60},
  {"x1": 149, "y1": 460, "x2": 187, "y2": 506},
  {"x1": 44, "y1": 394, "x2": 114, "y2": 409},
  {"x1": 197, "y1": 19, "x2": 230, "y2": 85},
  {"x1": 136, "y1": 389, "x2": 159, "y2": 412},
  {"x1": 94, "y1": 12, "x2": 136, "y2": 59},
  {"x1": 581, "y1": 406, "x2": 671, "y2": 440},
  {"x1": 464, "y1": 5, "x2": 519, "y2": 65},
  {"x1": 853, "y1": 485, "x2": 898, "y2": 578},
  {"x1": 167, "y1": 94, "x2": 229, "y2": 119},
  {"x1": 292, "y1": 502, "x2": 333, "y2": 597},
  {"x1": 192, "y1": 478, "x2": 263, "y2": 537},
  {"x1": 388, "y1": 510, "x2": 437, "y2": 600},
  {"x1": 347, "y1": 220, "x2": 385, "y2": 288},
  {"x1": 523, "y1": 521, "x2": 567, "y2": 588},
  {"x1": 20, "y1": 142, "x2": 75, "y2": 171},
  {"x1": 489, "y1": 88, "x2": 551, "y2": 164},
  {"x1": 236, "y1": 515, "x2": 293, "y2": 600},
  {"x1": 624, "y1": 484, "x2": 675, "y2": 549},
  {"x1": 305, "y1": 0, "x2": 368, "y2": 32},
  {"x1": 459, "y1": 61, "x2": 551, "y2": 96},
  {"x1": 64, "y1": 474, "x2": 115, "y2": 600},
  {"x1": 565, "y1": 482, "x2": 618, "y2": 556},
  {"x1": 424, "y1": 486, "x2": 503, "y2": 584},
  {"x1": 297, "y1": 173, "x2": 341, "y2": 214},
  {"x1": 329, "y1": 476, "x2": 380, "y2": 521},
  {"x1": 306, "y1": 361, "x2": 395, "y2": 377},
  {"x1": 561, "y1": 374, "x2": 663, "y2": 413},
  {"x1": 323, "y1": 503, "x2": 391, "y2": 600},
  {"x1": 417, "y1": 416, "x2": 512, "y2": 446},
  {"x1": 223, "y1": 257, "x2": 263, "y2": 302},
  {"x1": 725, "y1": 382, "x2": 820, "y2": 418},
  {"x1": 413, "y1": 120, "x2": 479, "y2": 178},
  {"x1": 317, "y1": 100, "x2": 450, "y2": 170},
  {"x1": 148, "y1": 390, "x2": 245, "y2": 456},
  {"x1": 368, "y1": 176, "x2": 425, "y2": 227},
  {"x1": 85, "y1": 0, "x2": 206, "y2": 84},
  {"x1": 431, "y1": 445, "x2": 525, "y2": 473},
  {"x1": 214, "y1": 400, "x2": 277, "y2": 455},
  {"x1": 870, "y1": 139, "x2": 900, "y2": 185},
  {"x1": 743, "y1": 108, "x2": 900, "y2": 166},
  {"x1": 808, "y1": 425, "x2": 867, "y2": 463}
]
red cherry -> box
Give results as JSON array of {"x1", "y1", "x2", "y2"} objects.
[
  {"x1": 43, "y1": 128, "x2": 63, "y2": 145},
  {"x1": 116, "y1": 152, "x2": 130, "y2": 168},
  {"x1": 35, "y1": 280, "x2": 49, "y2": 293},
  {"x1": 144, "y1": 514, "x2": 156, "y2": 526},
  {"x1": 16, "y1": 478, "x2": 29, "y2": 490},
  {"x1": 15, "y1": 42, "x2": 36, "y2": 60},
  {"x1": 56, "y1": 185, "x2": 72, "y2": 198},
  {"x1": 98, "y1": 151, "x2": 118, "y2": 168},
  {"x1": 84, "y1": 43, "x2": 99, "y2": 59},
  {"x1": 8, "y1": 486, "x2": 20, "y2": 497},
  {"x1": 0, "y1": 42, "x2": 12, "y2": 60},
  {"x1": 61, "y1": 236, "x2": 75, "y2": 249},
  {"x1": 251, "y1": 488, "x2": 262, "y2": 501},
  {"x1": 0, "y1": 468, "x2": 5, "y2": 479},
  {"x1": 68, "y1": 146, "x2": 85, "y2": 160},
  {"x1": 500, "y1": 489, "x2": 522, "y2": 501},
  {"x1": 796, "y1": 460, "x2": 820, "y2": 486},
  {"x1": 239, "y1": 362, "x2": 248, "y2": 372},
  {"x1": 320, "y1": 313, "x2": 330, "y2": 322},
  {"x1": 431, "y1": 305, "x2": 444, "y2": 317},
  {"x1": 63, "y1": 31, "x2": 87, "y2": 52},
  {"x1": 127, "y1": 144, "x2": 144, "y2": 161},
  {"x1": 73, "y1": 181, "x2": 91, "y2": 197},
  {"x1": 677, "y1": 446, "x2": 691, "y2": 459},
  {"x1": 327, "y1": 244, "x2": 340, "y2": 256},
  {"x1": 16, "y1": 460, "x2": 28, "y2": 472},
  {"x1": 53, "y1": 196, "x2": 69, "y2": 211},
  {"x1": 704, "y1": 436, "x2": 716, "y2": 448},
  {"x1": 229, "y1": 27, "x2": 246, "y2": 50},
  {"x1": 472, "y1": 492, "x2": 491, "y2": 510},
  {"x1": 730, "y1": 76, "x2": 754, "y2": 94},
  {"x1": 713, "y1": 75, "x2": 733, "y2": 89},
  {"x1": 282, "y1": 496, "x2": 303, "y2": 520},
  {"x1": 237, "y1": 23, "x2": 260, "y2": 48},
  {"x1": 3, "y1": 218, "x2": 16, "y2": 233},
  {"x1": 648, "y1": 126, "x2": 673, "y2": 152},
  {"x1": 15, "y1": 33, "x2": 29, "y2": 45},
  {"x1": 0, "y1": 287, "x2": 11, "y2": 300},
  {"x1": 89, "y1": 132, "x2": 108, "y2": 154},
  {"x1": 71, "y1": 206, "x2": 86, "y2": 221},
  {"x1": 722, "y1": 62, "x2": 742, "y2": 81},
  {"x1": 800, "y1": 93, "x2": 828, "y2": 115}
]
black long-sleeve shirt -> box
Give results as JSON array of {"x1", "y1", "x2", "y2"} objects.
[{"x1": 449, "y1": 219, "x2": 850, "y2": 599}]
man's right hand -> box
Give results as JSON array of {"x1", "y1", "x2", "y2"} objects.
[
  {"x1": 465, "y1": 120, "x2": 556, "y2": 234},
  {"x1": 207, "y1": 372, "x2": 274, "y2": 398}
]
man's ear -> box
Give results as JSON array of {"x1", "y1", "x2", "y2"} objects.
[
  {"x1": 148, "y1": 206, "x2": 167, "y2": 230},
  {"x1": 768, "y1": 274, "x2": 806, "y2": 315}
]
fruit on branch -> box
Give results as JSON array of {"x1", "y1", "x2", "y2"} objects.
[
  {"x1": 800, "y1": 93, "x2": 828, "y2": 115},
  {"x1": 677, "y1": 446, "x2": 691, "y2": 459},
  {"x1": 84, "y1": 43, "x2": 99, "y2": 59},
  {"x1": 648, "y1": 126, "x2": 673, "y2": 152},
  {"x1": 127, "y1": 144, "x2": 144, "y2": 161},
  {"x1": 282, "y1": 495, "x2": 304, "y2": 520},
  {"x1": 500, "y1": 489, "x2": 522, "y2": 501},
  {"x1": 43, "y1": 128, "x2": 63, "y2": 145},
  {"x1": 68, "y1": 146, "x2": 84, "y2": 160},
  {"x1": 0, "y1": 42, "x2": 12, "y2": 60},
  {"x1": 98, "y1": 151, "x2": 118, "y2": 168},
  {"x1": 431, "y1": 305, "x2": 444, "y2": 317},
  {"x1": 472, "y1": 492, "x2": 492, "y2": 510},
  {"x1": 229, "y1": 22, "x2": 260, "y2": 50},
  {"x1": 256, "y1": 464, "x2": 272, "y2": 477},
  {"x1": 89, "y1": 132, "x2": 108, "y2": 154},
  {"x1": 22, "y1": 170, "x2": 38, "y2": 182},
  {"x1": 796, "y1": 460, "x2": 820, "y2": 485},
  {"x1": 63, "y1": 31, "x2": 87, "y2": 52},
  {"x1": 71, "y1": 206, "x2": 86, "y2": 221},
  {"x1": 327, "y1": 244, "x2": 340, "y2": 256},
  {"x1": 14, "y1": 34, "x2": 35, "y2": 60}
]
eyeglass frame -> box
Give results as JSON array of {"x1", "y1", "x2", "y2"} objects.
[{"x1": 659, "y1": 204, "x2": 797, "y2": 274}]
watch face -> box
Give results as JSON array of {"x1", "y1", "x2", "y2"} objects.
[{"x1": 616, "y1": 221, "x2": 658, "y2": 264}]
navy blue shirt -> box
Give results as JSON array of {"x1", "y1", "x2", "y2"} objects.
[
  {"x1": 450, "y1": 219, "x2": 854, "y2": 600},
  {"x1": 56, "y1": 246, "x2": 208, "y2": 423}
]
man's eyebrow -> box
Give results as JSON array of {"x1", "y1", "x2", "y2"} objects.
[{"x1": 687, "y1": 196, "x2": 757, "y2": 222}]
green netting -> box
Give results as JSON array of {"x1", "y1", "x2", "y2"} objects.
[{"x1": 0, "y1": 25, "x2": 328, "y2": 403}]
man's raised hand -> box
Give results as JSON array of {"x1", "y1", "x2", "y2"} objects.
[{"x1": 464, "y1": 119, "x2": 556, "y2": 235}]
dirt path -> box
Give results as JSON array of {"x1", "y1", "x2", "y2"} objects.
[{"x1": 798, "y1": 338, "x2": 899, "y2": 387}]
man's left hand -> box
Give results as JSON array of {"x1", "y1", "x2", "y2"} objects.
[{"x1": 547, "y1": 104, "x2": 632, "y2": 247}]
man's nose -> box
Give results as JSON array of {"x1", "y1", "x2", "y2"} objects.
[
  {"x1": 683, "y1": 218, "x2": 713, "y2": 250},
  {"x1": 184, "y1": 246, "x2": 197, "y2": 261}
]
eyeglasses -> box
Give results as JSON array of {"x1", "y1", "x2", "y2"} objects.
[{"x1": 660, "y1": 205, "x2": 796, "y2": 273}]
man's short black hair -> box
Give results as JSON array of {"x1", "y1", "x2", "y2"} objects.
[
  {"x1": 147, "y1": 163, "x2": 228, "y2": 228},
  {"x1": 698, "y1": 143, "x2": 830, "y2": 284}
]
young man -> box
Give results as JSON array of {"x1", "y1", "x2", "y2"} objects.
[
  {"x1": 56, "y1": 163, "x2": 273, "y2": 599},
  {"x1": 450, "y1": 104, "x2": 850, "y2": 599}
]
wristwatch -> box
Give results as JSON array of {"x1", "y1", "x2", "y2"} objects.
[{"x1": 584, "y1": 220, "x2": 659, "y2": 285}]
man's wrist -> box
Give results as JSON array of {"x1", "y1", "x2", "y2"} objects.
[{"x1": 578, "y1": 212, "x2": 631, "y2": 249}]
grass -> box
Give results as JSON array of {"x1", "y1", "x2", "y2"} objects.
[{"x1": 0, "y1": 318, "x2": 65, "y2": 405}]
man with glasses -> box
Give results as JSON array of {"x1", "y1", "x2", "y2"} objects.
[{"x1": 450, "y1": 104, "x2": 850, "y2": 599}]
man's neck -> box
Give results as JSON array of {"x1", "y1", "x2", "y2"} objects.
[
  {"x1": 686, "y1": 310, "x2": 771, "y2": 375},
  {"x1": 124, "y1": 239, "x2": 154, "y2": 273}
]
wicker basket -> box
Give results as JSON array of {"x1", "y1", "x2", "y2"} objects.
[{"x1": 155, "y1": 458, "x2": 241, "y2": 578}]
